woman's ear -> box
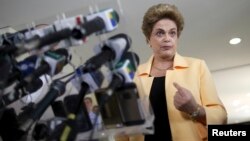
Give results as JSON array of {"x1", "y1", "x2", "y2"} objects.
[{"x1": 147, "y1": 39, "x2": 151, "y2": 47}]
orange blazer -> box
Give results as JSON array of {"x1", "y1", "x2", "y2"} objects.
[{"x1": 116, "y1": 53, "x2": 227, "y2": 141}]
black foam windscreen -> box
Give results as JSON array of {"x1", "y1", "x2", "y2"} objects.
[{"x1": 25, "y1": 78, "x2": 43, "y2": 93}]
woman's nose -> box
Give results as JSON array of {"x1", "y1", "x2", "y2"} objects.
[{"x1": 162, "y1": 33, "x2": 170, "y2": 42}]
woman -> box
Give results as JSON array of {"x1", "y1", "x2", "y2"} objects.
[{"x1": 117, "y1": 3, "x2": 227, "y2": 141}]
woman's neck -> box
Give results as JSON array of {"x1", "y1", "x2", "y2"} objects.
[{"x1": 153, "y1": 56, "x2": 174, "y2": 69}]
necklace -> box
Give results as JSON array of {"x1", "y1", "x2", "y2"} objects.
[{"x1": 153, "y1": 65, "x2": 172, "y2": 71}]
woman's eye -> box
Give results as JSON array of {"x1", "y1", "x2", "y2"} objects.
[
  {"x1": 155, "y1": 31, "x2": 164, "y2": 36},
  {"x1": 169, "y1": 31, "x2": 177, "y2": 37}
]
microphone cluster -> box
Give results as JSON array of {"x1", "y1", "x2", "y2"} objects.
[{"x1": 0, "y1": 6, "x2": 152, "y2": 141}]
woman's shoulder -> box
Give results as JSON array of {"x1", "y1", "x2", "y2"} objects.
[
  {"x1": 179, "y1": 54, "x2": 205, "y2": 63},
  {"x1": 183, "y1": 56, "x2": 204, "y2": 62},
  {"x1": 177, "y1": 54, "x2": 208, "y2": 68}
]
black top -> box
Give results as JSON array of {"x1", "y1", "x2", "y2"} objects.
[{"x1": 145, "y1": 76, "x2": 172, "y2": 141}]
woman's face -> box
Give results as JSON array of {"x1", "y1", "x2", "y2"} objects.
[{"x1": 149, "y1": 18, "x2": 178, "y2": 59}]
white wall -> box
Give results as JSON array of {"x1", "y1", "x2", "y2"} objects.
[
  {"x1": 0, "y1": 0, "x2": 113, "y2": 28},
  {"x1": 212, "y1": 64, "x2": 250, "y2": 124}
]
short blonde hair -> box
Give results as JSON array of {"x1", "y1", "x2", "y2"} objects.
[{"x1": 142, "y1": 3, "x2": 184, "y2": 42}]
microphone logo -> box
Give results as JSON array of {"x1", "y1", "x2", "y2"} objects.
[
  {"x1": 115, "y1": 59, "x2": 135, "y2": 80},
  {"x1": 106, "y1": 9, "x2": 119, "y2": 27},
  {"x1": 86, "y1": 8, "x2": 119, "y2": 34}
]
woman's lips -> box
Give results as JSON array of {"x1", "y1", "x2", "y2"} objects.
[{"x1": 161, "y1": 45, "x2": 172, "y2": 50}]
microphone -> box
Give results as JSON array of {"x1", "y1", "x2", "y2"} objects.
[
  {"x1": 48, "y1": 84, "x2": 93, "y2": 141},
  {"x1": 24, "y1": 28, "x2": 71, "y2": 50},
  {"x1": 0, "y1": 44, "x2": 25, "y2": 56},
  {"x1": 47, "y1": 69, "x2": 105, "y2": 140},
  {"x1": 16, "y1": 55, "x2": 37, "y2": 77},
  {"x1": 53, "y1": 8, "x2": 119, "y2": 36},
  {"x1": 84, "y1": 8, "x2": 119, "y2": 35},
  {"x1": 103, "y1": 51, "x2": 140, "y2": 90},
  {"x1": 66, "y1": 68, "x2": 104, "y2": 125},
  {"x1": 84, "y1": 33, "x2": 131, "y2": 71},
  {"x1": 1, "y1": 28, "x2": 32, "y2": 47},
  {"x1": 48, "y1": 83, "x2": 96, "y2": 140},
  {"x1": 23, "y1": 8, "x2": 119, "y2": 51},
  {"x1": 0, "y1": 47, "x2": 66, "y2": 90},
  {"x1": 0, "y1": 54, "x2": 38, "y2": 91},
  {"x1": 41, "y1": 48, "x2": 69, "y2": 76},
  {"x1": 94, "y1": 51, "x2": 139, "y2": 95},
  {"x1": 70, "y1": 66, "x2": 104, "y2": 93},
  {"x1": 0, "y1": 47, "x2": 66, "y2": 92},
  {"x1": 24, "y1": 25, "x2": 55, "y2": 41},
  {"x1": 0, "y1": 8, "x2": 119, "y2": 57},
  {"x1": 0, "y1": 27, "x2": 38, "y2": 57},
  {"x1": 120, "y1": 51, "x2": 140, "y2": 71},
  {"x1": 0, "y1": 53, "x2": 47, "y2": 108},
  {"x1": 1, "y1": 48, "x2": 68, "y2": 107},
  {"x1": 93, "y1": 51, "x2": 139, "y2": 104},
  {"x1": 18, "y1": 80, "x2": 66, "y2": 133},
  {"x1": 112, "y1": 51, "x2": 140, "y2": 84},
  {"x1": 15, "y1": 48, "x2": 68, "y2": 90},
  {"x1": 66, "y1": 67, "x2": 104, "y2": 115},
  {"x1": 31, "y1": 16, "x2": 106, "y2": 49},
  {"x1": 95, "y1": 51, "x2": 145, "y2": 127},
  {"x1": 0, "y1": 78, "x2": 43, "y2": 108},
  {"x1": 17, "y1": 55, "x2": 46, "y2": 93},
  {"x1": 47, "y1": 86, "x2": 93, "y2": 141}
]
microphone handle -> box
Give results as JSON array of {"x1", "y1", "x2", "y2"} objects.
[
  {"x1": 72, "y1": 81, "x2": 89, "y2": 114},
  {"x1": 49, "y1": 82, "x2": 90, "y2": 141},
  {"x1": 19, "y1": 80, "x2": 65, "y2": 132},
  {"x1": 37, "y1": 16, "x2": 105, "y2": 48},
  {"x1": 35, "y1": 89, "x2": 58, "y2": 118},
  {"x1": 32, "y1": 80, "x2": 65, "y2": 120},
  {"x1": 37, "y1": 28, "x2": 72, "y2": 49}
]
